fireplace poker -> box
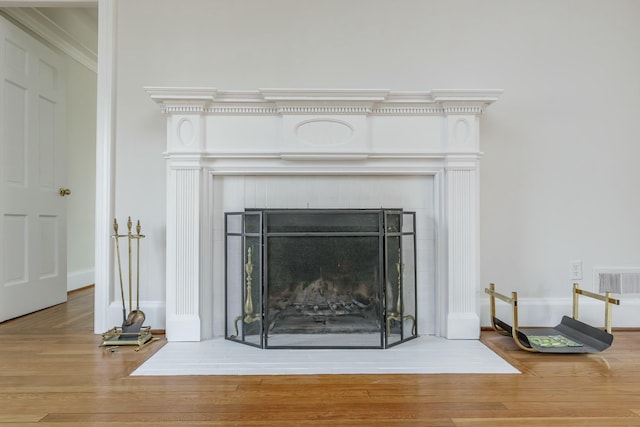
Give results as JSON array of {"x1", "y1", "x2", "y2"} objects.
[
  {"x1": 127, "y1": 217, "x2": 132, "y2": 318},
  {"x1": 112, "y1": 219, "x2": 128, "y2": 325}
]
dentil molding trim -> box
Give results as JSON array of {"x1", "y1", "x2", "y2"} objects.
[{"x1": 145, "y1": 87, "x2": 502, "y2": 116}]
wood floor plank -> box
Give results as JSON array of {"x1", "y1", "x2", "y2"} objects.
[
  {"x1": 30, "y1": 421, "x2": 456, "y2": 427},
  {"x1": 2, "y1": 286, "x2": 640, "y2": 426},
  {"x1": 452, "y1": 417, "x2": 640, "y2": 427},
  {"x1": 0, "y1": 414, "x2": 46, "y2": 423}
]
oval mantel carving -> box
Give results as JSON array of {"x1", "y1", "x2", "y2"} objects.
[{"x1": 295, "y1": 118, "x2": 354, "y2": 147}]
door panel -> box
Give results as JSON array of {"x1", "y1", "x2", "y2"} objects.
[
  {"x1": 4, "y1": 80, "x2": 27, "y2": 186},
  {"x1": 0, "y1": 16, "x2": 67, "y2": 322},
  {"x1": 38, "y1": 96, "x2": 57, "y2": 187},
  {"x1": 39, "y1": 215, "x2": 59, "y2": 278},
  {"x1": 3, "y1": 214, "x2": 27, "y2": 286}
]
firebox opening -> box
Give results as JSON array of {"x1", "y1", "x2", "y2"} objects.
[{"x1": 225, "y1": 209, "x2": 418, "y2": 349}]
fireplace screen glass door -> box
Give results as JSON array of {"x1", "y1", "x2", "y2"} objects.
[{"x1": 225, "y1": 209, "x2": 417, "y2": 349}]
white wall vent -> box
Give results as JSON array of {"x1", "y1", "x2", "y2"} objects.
[{"x1": 595, "y1": 268, "x2": 640, "y2": 294}]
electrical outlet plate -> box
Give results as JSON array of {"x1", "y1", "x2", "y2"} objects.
[{"x1": 570, "y1": 260, "x2": 583, "y2": 280}]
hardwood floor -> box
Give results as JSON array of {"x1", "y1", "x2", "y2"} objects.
[{"x1": 1, "y1": 287, "x2": 640, "y2": 426}]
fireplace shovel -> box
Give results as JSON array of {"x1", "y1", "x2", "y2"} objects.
[{"x1": 112, "y1": 219, "x2": 128, "y2": 327}]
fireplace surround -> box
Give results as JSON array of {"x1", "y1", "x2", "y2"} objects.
[{"x1": 145, "y1": 87, "x2": 501, "y2": 342}]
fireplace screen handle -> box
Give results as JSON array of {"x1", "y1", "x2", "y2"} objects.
[
  {"x1": 386, "y1": 246, "x2": 416, "y2": 338},
  {"x1": 231, "y1": 246, "x2": 261, "y2": 339}
]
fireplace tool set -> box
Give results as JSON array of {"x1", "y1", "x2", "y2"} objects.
[{"x1": 100, "y1": 217, "x2": 154, "y2": 349}]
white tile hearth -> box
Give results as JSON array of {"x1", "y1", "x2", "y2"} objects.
[{"x1": 131, "y1": 336, "x2": 519, "y2": 376}]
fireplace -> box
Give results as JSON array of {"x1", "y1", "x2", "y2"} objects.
[
  {"x1": 225, "y1": 209, "x2": 417, "y2": 349},
  {"x1": 145, "y1": 87, "x2": 501, "y2": 342}
]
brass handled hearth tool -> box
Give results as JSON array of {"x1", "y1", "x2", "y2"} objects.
[
  {"x1": 386, "y1": 246, "x2": 416, "y2": 338},
  {"x1": 231, "y1": 246, "x2": 261, "y2": 338}
]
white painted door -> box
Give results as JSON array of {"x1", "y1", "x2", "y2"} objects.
[{"x1": 0, "y1": 16, "x2": 67, "y2": 322}]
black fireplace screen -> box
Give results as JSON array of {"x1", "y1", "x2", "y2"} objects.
[{"x1": 225, "y1": 209, "x2": 417, "y2": 349}]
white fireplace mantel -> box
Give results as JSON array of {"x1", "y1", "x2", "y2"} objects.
[{"x1": 146, "y1": 87, "x2": 501, "y2": 342}]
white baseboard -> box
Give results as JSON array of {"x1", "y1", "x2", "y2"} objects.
[{"x1": 67, "y1": 268, "x2": 95, "y2": 292}]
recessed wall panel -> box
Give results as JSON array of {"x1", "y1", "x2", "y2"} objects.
[{"x1": 3, "y1": 214, "x2": 27, "y2": 286}]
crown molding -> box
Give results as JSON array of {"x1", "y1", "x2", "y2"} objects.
[{"x1": 0, "y1": 7, "x2": 97, "y2": 72}]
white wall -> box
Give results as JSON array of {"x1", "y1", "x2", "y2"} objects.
[
  {"x1": 114, "y1": 0, "x2": 640, "y2": 328},
  {"x1": 64, "y1": 50, "x2": 96, "y2": 291}
]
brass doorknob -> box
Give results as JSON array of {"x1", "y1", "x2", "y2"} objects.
[{"x1": 59, "y1": 188, "x2": 71, "y2": 197}]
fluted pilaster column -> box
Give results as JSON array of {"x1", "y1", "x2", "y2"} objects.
[
  {"x1": 165, "y1": 166, "x2": 202, "y2": 341},
  {"x1": 445, "y1": 165, "x2": 480, "y2": 338}
]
